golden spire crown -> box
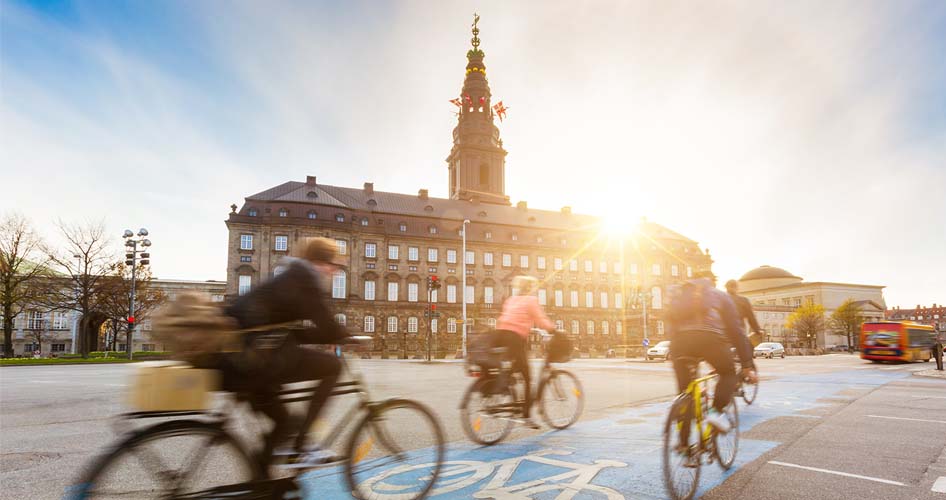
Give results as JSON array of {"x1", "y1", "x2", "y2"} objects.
[{"x1": 467, "y1": 13, "x2": 484, "y2": 59}]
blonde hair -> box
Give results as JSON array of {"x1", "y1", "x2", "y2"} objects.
[
  {"x1": 297, "y1": 237, "x2": 337, "y2": 263},
  {"x1": 512, "y1": 275, "x2": 539, "y2": 296}
]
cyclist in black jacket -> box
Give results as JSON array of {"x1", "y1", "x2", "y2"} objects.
[{"x1": 725, "y1": 279, "x2": 764, "y2": 347}]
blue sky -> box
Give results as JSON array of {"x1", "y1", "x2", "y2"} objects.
[{"x1": 2, "y1": 0, "x2": 944, "y2": 307}]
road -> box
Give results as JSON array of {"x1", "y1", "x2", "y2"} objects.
[{"x1": 1, "y1": 355, "x2": 944, "y2": 499}]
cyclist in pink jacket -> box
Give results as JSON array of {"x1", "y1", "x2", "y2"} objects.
[{"x1": 495, "y1": 276, "x2": 555, "y2": 428}]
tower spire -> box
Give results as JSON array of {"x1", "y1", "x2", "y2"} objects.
[{"x1": 446, "y1": 14, "x2": 510, "y2": 205}]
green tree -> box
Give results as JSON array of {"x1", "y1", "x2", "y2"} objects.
[
  {"x1": 830, "y1": 298, "x2": 864, "y2": 351},
  {"x1": 0, "y1": 213, "x2": 50, "y2": 357},
  {"x1": 787, "y1": 302, "x2": 825, "y2": 350}
]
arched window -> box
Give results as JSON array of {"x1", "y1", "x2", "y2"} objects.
[
  {"x1": 479, "y1": 164, "x2": 489, "y2": 185},
  {"x1": 488, "y1": 318, "x2": 497, "y2": 328},
  {"x1": 555, "y1": 319, "x2": 565, "y2": 331},
  {"x1": 334, "y1": 313, "x2": 346, "y2": 326},
  {"x1": 332, "y1": 270, "x2": 346, "y2": 299},
  {"x1": 651, "y1": 286, "x2": 662, "y2": 309}
]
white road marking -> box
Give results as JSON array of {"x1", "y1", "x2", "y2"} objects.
[
  {"x1": 911, "y1": 395, "x2": 946, "y2": 399},
  {"x1": 768, "y1": 461, "x2": 905, "y2": 486},
  {"x1": 867, "y1": 415, "x2": 946, "y2": 424},
  {"x1": 932, "y1": 476, "x2": 946, "y2": 493}
]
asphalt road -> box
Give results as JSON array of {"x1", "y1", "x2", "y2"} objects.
[{"x1": 1, "y1": 355, "x2": 944, "y2": 499}]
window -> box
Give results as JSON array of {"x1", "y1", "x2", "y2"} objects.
[
  {"x1": 652, "y1": 263, "x2": 661, "y2": 276},
  {"x1": 447, "y1": 318, "x2": 457, "y2": 333},
  {"x1": 240, "y1": 255, "x2": 252, "y2": 263},
  {"x1": 238, "y1": 275, "x2": 252, "y2": 295},
  {"x1": 361, "y1": 218, "x2": 369, "y2": 226},
  {"x1": 518, "y1": 255, "x2": 528, "y2": 268},
  {"x1": 274, "y1": 235, "x2": 288, "y2": 251},
  {"x1": 616, "y1": 321, "x2": 622, "y2": 335},
  {"x1": 584, "y1": 260, "x2": 593, "y2": 273},
  {"x1": 399, "y1": 223, "x2": 407, "y2": 232},
  {"x1": 465, "y1": 285, "x2": 474, "y2": 304},
  {"x1": 141, "y1": 344, "x2": 155, "y2": 352},
  {"x1": 686, "y1": 266, "x2": 693, "y2": 278},
  {"x1": 336, "y1": 239, "x2": 347, "y2": 255},
  {"x1": 364, "y1": 316, "x2": 375, "y2": 333},
  {"x1": 538, "y1": 289, "x2": 547, "y2": 306},
  {"x1": 554, "y1": 258, "x2": 563, "y2": 271},
  {"x1": 630, "y1": 263, "x2": 639, "y2": 275},
  {"x1": 536, "y1": 236, "x2": 543, "y2": 243},
  {"x1": 387, "y1": 282, "x2": 399, "y2": 301},
  {"x1": 488, "y1": 318, "x2": 496, "y2": 328},
  {"x1": 465, "y1": 250, "x2": 475, "y2": 265},
  {"x1": 657, "y1": 320, "x2": 665, "y2": 336},
  {"x1": 600, "y1": 292, "x2": 609, "y2": 309},
  {"x1": 571, "y1": 320, "x2": 580, "y2": 334},
  {"x1": 51, "y1": 343, "x2": 66, "y2": 352},
  {"x1": 502, "y1": 254, "x2": 512, "y2": 267},
  {"x1": 651, "y1": 286, "x2": 662, "y2": 309},
  {"x1": 52, "y1": 311, "x2": 68, "y2": 330},
  {"x1": 28, "y1": 311, "x2": 45, "y2": 329},
  {"x1": 484, "y1": 286, "x2": 494, "y2": 304},
  {"x1": 332, "y1": 271, "x2": 346, "y2": 299},
  {"x1": 570, "y1": 290, "x2": 579, "y2": 308},
  {"x1": 446, "y1": 249, "x2": 457, "y2": 264},
  {"x1": 485, "y1": 231, "x2": 492, "y2": 239},
  {"x1": 484, "y1": 252, "x2": 494, "y2": 266},
  {"x1": 428, "y1": 248, "x2": 438, "y2": 262},
  {"x1": 430, "y1": 318, "x2": 438, "y2": 333},
  {"x1": 240, "y1": 234, "x2": 253, "y2": 250},
  {"x1": 569, "y1": 259, "x2": 578, "y2": 272},
  {"x1": 615, "y1": 292, "x2": 623, "y2": 309},
  {"x1": 585, "y1": 291, "x2": 594, "y2": 308},
  {"x1": 335, "y1": 214, "x2": 345, "y2": 223},
  {"x1": 387, "y1": 317, "x2": 398, "y2": 333},
  {"x1": 248, "y1": 208, "x2": 258, "y2": 217},
  {"x1": 387, "y1": 245, "x2": 399, "y2": 260},
  {"x1": 278, "y1": 208, "x2": 288, "y2": 217},
  {"x1": 364, "y1": 280, "x2": 375, "y2": 300},
  {"x1": 561, "y1": 238, "x2": 567, "y2": 248},
  {"x1": 537, "y1": 256, "x2": 546, "y2": 270},
  {"x1": 447, "y1": 284, "x2": 457, "y2": 303},
  {"x1": 602, "y1": 321, "x2": 610, "y2": 335},
  {"x1": 554, "y1": 289, "x2": 564, "y2": 307},
  {"x1": 408, "y1": 247, "x2": 419, "y2": 261},
  {"x1": 671, "y1": 264, "x2": 679, "y2": 277},
  {"x1": 587, "y1": 321, "x2": 595, "y2": 335},
  {"x1": 307, "y1": 211, "x2": 317, "y2": 219},
  {"x1": 430, "y1": 289, "x2": 438, "y2": 302},
  {"x1": 334, "y1": 314, "x2": 347, "y2": 326},
  {"x1": 365, "y1": 243, "x2": 377, "y2": 258},
  {"x1": 599, "y1": 261, "x2": 607, "y2": 273},
  {"x1": 408, "y1": 317, "x2": 418, "y2": 333},
  {"x1": 511, "y1": 233, "x2": 519, "y2": 241},
  {"x1": 614, "y1": 262, "x2": 622, "y2": 274},
  {"x1": 408, "y1": 283, "x2": 418, "y2": 302}
]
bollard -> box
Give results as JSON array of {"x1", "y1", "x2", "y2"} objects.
[{"x1": 935, "y1": 341, "x2": 943, "y2": 371}]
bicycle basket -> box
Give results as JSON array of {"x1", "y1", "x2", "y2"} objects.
[
  {"x1": 547, "y1": 333, "x2": 573, "y2": 363},
  {"x1": 466, "y1": 332, "x2": 500, "y2": 371}
]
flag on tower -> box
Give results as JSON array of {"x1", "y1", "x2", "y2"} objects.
[
  {"x1": 449, "y1": 98, "x2": 462, "y2": 108},
  {"x1": 492, "y1": 101, "x2": 509, "y2": 122}
]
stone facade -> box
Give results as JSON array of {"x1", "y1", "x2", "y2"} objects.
[{"x1": 223, "y1": 25, "x2": 713, "y2": 358}]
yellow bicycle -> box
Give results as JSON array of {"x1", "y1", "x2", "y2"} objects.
[{"x1": 662, "y1": 356, "x2": 739, "y2": 500}]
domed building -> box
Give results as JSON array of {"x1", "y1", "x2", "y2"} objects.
[{"x1": 736, "y1": 265, "x2": 885, "y2": 349}]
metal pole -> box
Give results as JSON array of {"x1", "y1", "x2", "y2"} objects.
[
  {"x1": 127, "y1": 242, "x2": 136, "y2": 360},
  {"x1": 642, "y1": 292, "x2": 649, "y2": 343},
  {"x1": 461, "y1": 220, "x2": 469, "y2": 358},
  {"x1": 426, "y1": 288, "x2": 432, "y2": 362}
]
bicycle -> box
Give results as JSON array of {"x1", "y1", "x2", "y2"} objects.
[
  {"x1": 459, "y1": 331, "x2": 584, "y2": 446},
  {"x1": 662, "y1": 356, "x2": 739, "y2": 500},
  {"x1": 68, "y1": 334, "x2": 446, "y2": 500}
]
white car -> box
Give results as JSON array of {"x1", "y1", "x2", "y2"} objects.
[
  {"x1": 754, "y1": 342, "x2": 786, "y2": 359},
  {"x1": 646, "y1": 341, "x2": 671, "y2": 361}
]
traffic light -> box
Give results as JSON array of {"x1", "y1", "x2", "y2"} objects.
[
  {"x1": 431, "y1": 304, "x2": 440, "y2": 318},
  {"x1": 429, "y1": 275, "x2": 441, "y2": 290}
]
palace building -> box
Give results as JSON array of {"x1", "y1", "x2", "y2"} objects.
[{"x1": 224, "y1": 20, "x2": 713, "y2": 357}]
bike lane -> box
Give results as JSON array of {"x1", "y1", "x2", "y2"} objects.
[{"x1": 299, "y1": 368, "x2": 913, "y2": 499}]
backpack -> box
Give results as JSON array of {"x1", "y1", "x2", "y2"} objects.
[
  {"x1": 667, "y1": 282, "x2": 706, "y2": 325},
  {"x1": 151, "y1": 292, "x2": 242, "y2": 365}
]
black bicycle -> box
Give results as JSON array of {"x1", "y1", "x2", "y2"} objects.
[
  {"x1": 68, "y1": 336, "x2": 445, "y2": 500},
  {"x1": 459, "y1": 331, "x2": 584, "y2": 445}
]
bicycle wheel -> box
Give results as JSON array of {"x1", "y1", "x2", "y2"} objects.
[
  {"x1": 538, "y1": 369, "x2": 584, "y2": 429},
  {"x1": 459, "y1": 377, "x2": 516, "y2": 445},
  {"x1": 663, "y1": 395, "x2": 700, "y2": 500},
  {"x1": 70, "y1": 419, "x2": 261, "y2": 499},
  {"x1": 345, "y1": 398, "x2": 445, "y2": 500},
  {"x1": 711, "y1": 400, "x2": 740, "y2": 470},
  {"x1": 741, "y1": 378, "x2": 758, "y2": 405}
]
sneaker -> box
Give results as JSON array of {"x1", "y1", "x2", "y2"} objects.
[
  {"x1": 511, "y1": 417, "x2": 541, "y2": 429},
  {"x1": 276, "y1": 445, "x2": 337, "y2": 469},
  {"x1": 705, "y1": 409, "x2": 731, "y2": 434}
]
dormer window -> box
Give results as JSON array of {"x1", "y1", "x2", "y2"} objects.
[
  {"x1": 367, "y1": 199, "x2": 378, "y2": 206},
  {"x1": 424, "y1": 205, "x2": 434, "y2": 212},
  {"x1": 399, "y1": 223, "x2": 407, "y2": 232},
  {"x1": 278, "y1": 208, "x2": 289, "y2": 217},
  {"x1": 307, "y1": 211, "x2": 317, "y2": 220},
  {"x1": 306, "y1": 191, "x2": 318, "y2": 199},
  {"x1": 335, "y1": 214, "x2": 345, "y2": 223},
  {"x1": 478, "y1": 211, "x2": 487, "y2": 217},
  {"x1": 248, "y1": 208, "x2": 258, "y2": 217}
]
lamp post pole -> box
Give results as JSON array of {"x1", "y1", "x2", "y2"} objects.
[
  {"x1": 123, "y1": 229, "x2": 151, "y2": 360},
  {"x1": 461, "y1": 219, "x2": 470, "y2": 358}
]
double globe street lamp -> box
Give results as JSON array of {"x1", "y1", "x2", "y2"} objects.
[{"x1": 123, "y1": 228, "x2": 151, "y2": 359}]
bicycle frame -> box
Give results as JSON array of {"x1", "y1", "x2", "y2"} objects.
[{"x1": 680, "y1": 372, "x2": 717, "y2": 451}]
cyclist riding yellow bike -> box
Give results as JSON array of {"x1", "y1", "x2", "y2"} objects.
[{"x1": 667, "y1": 271, "x2": 757, "y2": 434}]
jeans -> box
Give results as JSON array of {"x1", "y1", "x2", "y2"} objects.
[{"x1": 492, "y1": 329, "x2": 532, "y2": 418}]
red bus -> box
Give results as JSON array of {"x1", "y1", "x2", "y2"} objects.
[{"x1": 861, "y1": 321, "x2": 936, "y2": 362}]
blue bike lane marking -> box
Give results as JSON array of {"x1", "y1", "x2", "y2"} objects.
[{"x1": 300, "y1": 369, "x2": 912, "y2": 499}]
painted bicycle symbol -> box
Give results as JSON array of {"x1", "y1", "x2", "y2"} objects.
[{"x1": 354, "y1": 448, "x2": 628, "y2": 499}]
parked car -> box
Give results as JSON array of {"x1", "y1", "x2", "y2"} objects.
[
  {"x1": 646, "y1": 340, "x2": 671, "y2": 361},
  {"x1": 754, "y1": 342, "x2": 786, "y2": 358}
]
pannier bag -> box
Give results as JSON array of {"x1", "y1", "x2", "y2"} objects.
[
  {"x1": 151, "y1": 292, "x2": 241, "y2": 364},
  {"x1": 466, "y1": 332, "x2": 500, "y2": 371},
  {"x1": 547, "y1": 332, "x2": 573, "y2": 363},
  {"x1": 129, "y1": 361, "x2": 220, "y2": 411}
]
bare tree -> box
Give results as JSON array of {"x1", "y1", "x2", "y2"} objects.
[
  {"x1": 0, "y1": 212, "x2": 51, "y2": 357},
  {"x1": 97, "y1": 263, "x2": 166, "y2": 353},
  {"x1": 41, "y1": 220, "x2": 118, "y2": 356}
]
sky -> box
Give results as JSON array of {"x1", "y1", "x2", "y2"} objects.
[{"x1": 1, "y1": 0, "x2": 944, "y2": 308}]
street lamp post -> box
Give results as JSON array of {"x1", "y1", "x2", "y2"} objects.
[
  {"x1": 461, "y1": 219, "x2": 470, "y2": 358},
  {"x1": 71, "y1": 253, "x2": 81, "y2": 354},
  {"x1": 122, "y1": 229, "x2": 151, "y2": 360}
]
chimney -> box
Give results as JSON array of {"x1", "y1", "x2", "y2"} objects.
[
  {"x1": 364, "y1": 182, "x2": 374, "y2": 194},
  {"x1": 561, "y1": 206, "x2": 571, "y2": 215},
  {"x1": 517, "y1": 201, "x2": 528, "y2": 210},
  {"x1": 306, "y1": 175, "x2": 317, "y2": 186},
  {"x1": 418, "y1": 189, "x2": 428, "y2": 200}
]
